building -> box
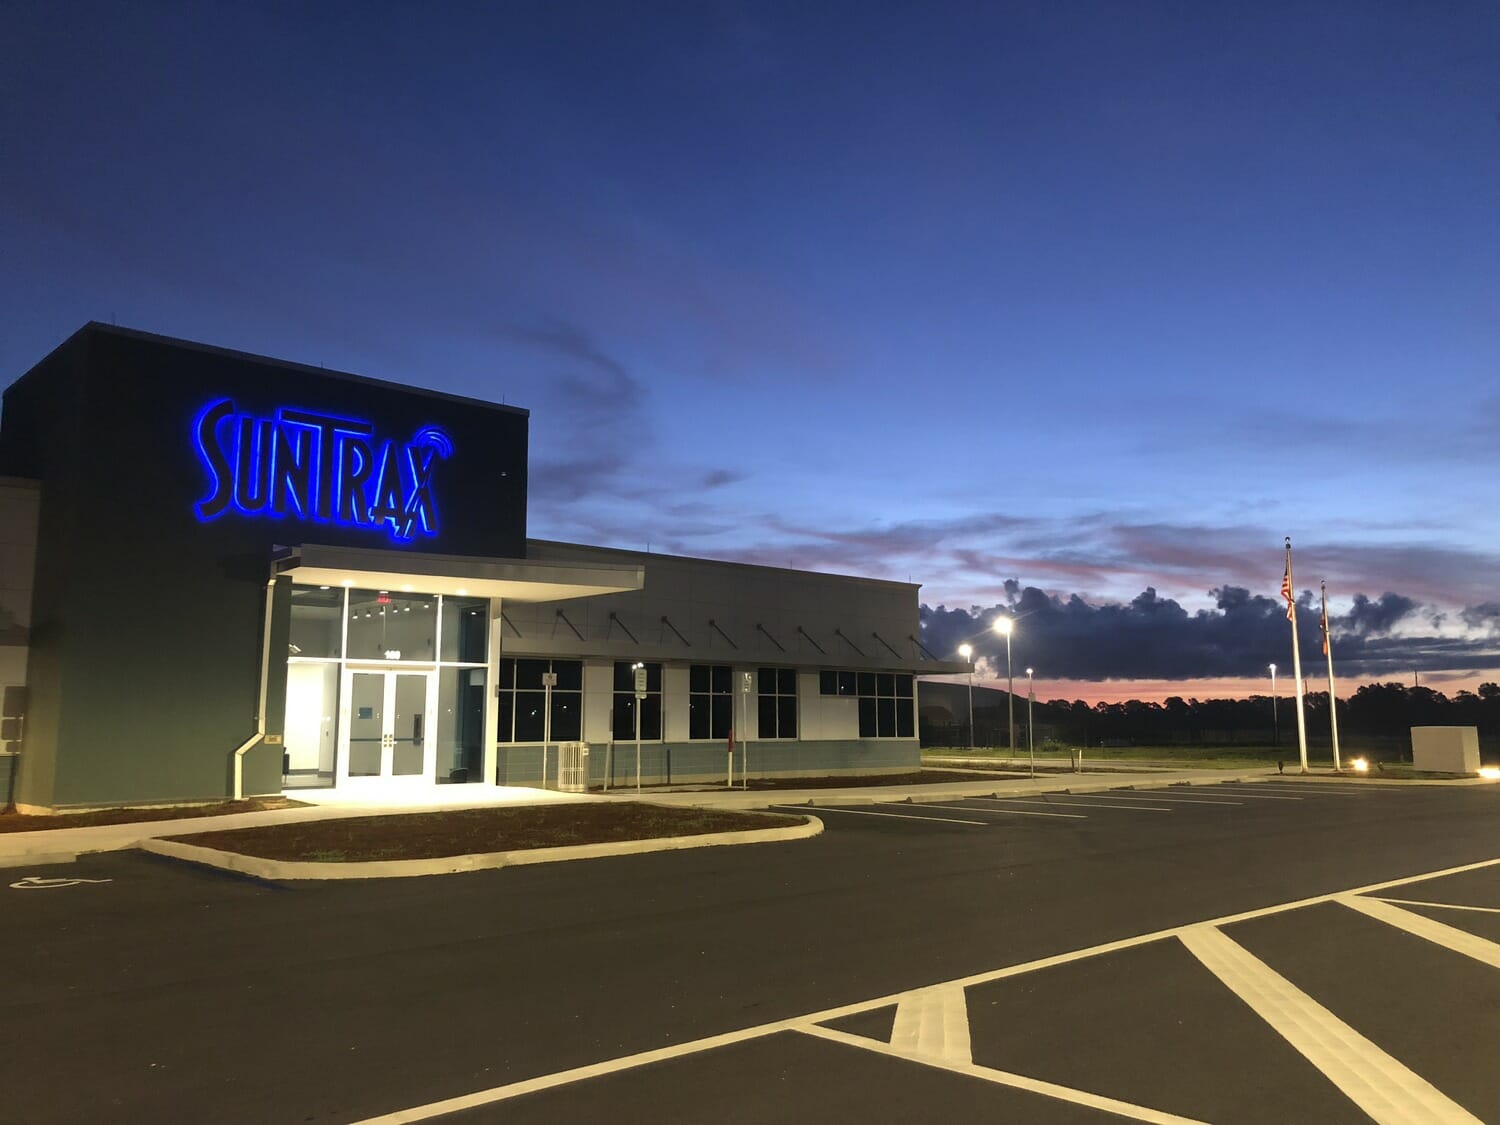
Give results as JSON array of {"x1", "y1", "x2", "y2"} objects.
[{"x1": 0, "y1": 324, "x2": 960, "y2": 811}]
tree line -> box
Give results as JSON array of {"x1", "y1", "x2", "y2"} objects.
[{"x1": 921, "y1": 681, "x2": 1500, "y2": 752}]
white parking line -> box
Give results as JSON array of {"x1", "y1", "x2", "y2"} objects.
[
  {"x1": 890, "y1": 982, "x2": 972, "y2": 1064},
  {"x1": 1374, "y1": 897, "x2": 1500, "y2": 915},
  {"x1": 803, "y1": 1023, "x2": 1207, "y2": 1124},
  {"x1": 1178, "y1": 925, "x2": 1479, "y2": 1124},
  {"x1": 1091, "y1": 792, "x2": 1245, "y2": 806},
  {"x1": 991, "y1": 797, "x2": 1174, "y2": 813},
  {"x1": 352, "y1": 854, "x2": 1500, "y2": 1125},
  {"x1": 919, "y1": 802, "x2": 1087, "y2": 819},
  {"x1": 1254, "y1": 785, "x2": 1367, "y2": 798},
  {"x1": 1202, "y1": 787, "x2": 1303, "y2": 800},
  {"x1": 1341, "y1": 895, "x2": 1500, "y2": 970},
  {"x1": 769, "y1": 804, "x2": 988, "y2": 826},
  {"x1": 1262, "y1": 783, "x2": 1382, "y2": 794}
]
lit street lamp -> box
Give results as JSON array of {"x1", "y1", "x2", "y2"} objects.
[
  {"x1": 1269, "y1": 662, "x2": 1279, "y2": 748},
  {"x1": 958, "y1": 643, "x2": 975, "y2": 749},
  {"x1": 994, "y1": 616, "x2": 1018, "y2": 771},
  {"x1": 1026, "y1": 667, "x2": 1035, "y2": 776}
]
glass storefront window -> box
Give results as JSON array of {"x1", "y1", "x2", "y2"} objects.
[
  {"x1": 613, "y1": 661, "x2": 662, "y2": 741},
  {"x1": 497, "y1": 658, "x2": 583, "y2": 744},
  {"x1": 288, "y1": 585, "x2": 343, "y2": 659},
  {"x1": 282, "y1": 661, "x2": 338, "y2": 788},
  {"x1": 437, "y1": 666, "x2": 487, "y2": 783},
  {"x1": 284, "y1": 584, "x2": 494, "y2": 789},
  {"x1": 345, "y1": 588, "x2": 437, "y2": 661},
  {"x1": 440, "y1": 597, "x2": 489, "y2": 663}
]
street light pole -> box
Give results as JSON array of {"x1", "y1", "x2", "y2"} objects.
[
  {"x1": 958, "y1": 644, "x2": 974, "y2": 749},
  {"x1": 1269, "y1": 662, "x2": 1278, "y2": 748},
  {"x1": 994, "y1": 617, "x2": 1016, "y2": 769},
  {"x1": 1026, "y1": 667, "x2": 1035, "y2": 777}
]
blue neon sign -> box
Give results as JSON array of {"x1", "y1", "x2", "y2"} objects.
[{"x1": 194, "y1": 399, "x2": 452, "y2": 543}]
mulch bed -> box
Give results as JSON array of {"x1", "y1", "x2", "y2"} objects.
[
  {"x1": 171, "y1": 802, "x2": 802, "y2": 862},
  {"x1": 0, "y1": 796, "x2": 307, "y2": 833}
]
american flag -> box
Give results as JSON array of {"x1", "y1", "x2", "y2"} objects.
[
  {"x1": 1281, "y1": 560, "x2": 1295, "y2": 621},
  {"x1": 1320, "y1": 598, "x2": 1330, "y2": 656}
]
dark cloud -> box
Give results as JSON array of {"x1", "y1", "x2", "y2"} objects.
[
  {"x1": 1343, "y1": 592, "x2": 1419, "y2": 636},
  {"x1": 1462, "y1": 603, "x2": 1500, "y2": 633},
  {"x1": 503, "y1": 320, "x2": 644, "y2": 423},
  {"x1": 528, "y1": 451, "x2": 630, "y2": 504},
  {"x1": 920, "y1": 584, "x2": 1500, "y2": 682},
  {"x1": 701, "y1": 468, "x2": 745, "y2": 489}
]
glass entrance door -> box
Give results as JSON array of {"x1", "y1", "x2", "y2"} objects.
[{"x1": 339, "y1": 669, "x2": 435, "y2": 783}]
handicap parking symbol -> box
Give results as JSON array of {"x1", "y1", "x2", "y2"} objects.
[{"x1": 9, "y1": 875, "x2": 113, "y2": 890}]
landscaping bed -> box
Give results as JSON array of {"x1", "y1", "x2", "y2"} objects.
[
  {"x1": 170, "y1": 802, "x2": 802, "y2": 862},
  {"x1": 0, "y1": 796, "x2": 306, "y2": 833}
]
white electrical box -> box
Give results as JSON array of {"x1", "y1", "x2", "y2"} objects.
[{"x1": 1410, "y1": 726, "x2": 1480, "y2": 774}]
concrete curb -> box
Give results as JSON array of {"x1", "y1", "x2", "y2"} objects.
[
  {"x1": 0, "y1": 850, "x2": 79, "y2": 869},
  {"x1": 641, "y1": 774, "x2": 1271, "y2": 812},
  {"x1": 140, "y1": 813, "x2": 822, "y2": 881}
]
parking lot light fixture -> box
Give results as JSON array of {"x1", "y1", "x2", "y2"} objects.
[
  {"x1": 1026, "y1": 667, "x2": 1035, "y2": 776},
  {"x1": 1269, "y1": 663, "x2": 1279, "y2": 747},
  {"x1": 958, "y1": 644, "x2": 975, "y2": 749},
  {"x1": 993, "y1": 617, "x2": 1016, "y2": 767}
]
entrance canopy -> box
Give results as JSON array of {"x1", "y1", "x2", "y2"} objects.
[{"x1": 275, "y1": 543, "x2": 643, "y2": 602}]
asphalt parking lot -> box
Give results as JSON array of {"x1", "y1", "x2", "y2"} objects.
[
  {"x1": 421, "y1": 855, "x2": 1500, "y2": 1125},
  {"x1": 5, "y1": 780, "x2": 1500, "y2": 1124}
]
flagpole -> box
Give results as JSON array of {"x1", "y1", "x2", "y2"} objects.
[
  {"x1": 1322, "y1": 580, "x2": 1341, "y2": 772},
  {"x1": 1285, "y1": 537, "x2": 1309, "y2": 774}
]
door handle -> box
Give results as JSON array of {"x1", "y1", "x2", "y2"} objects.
[{"x1": 413, "y1": 713, "x2": 423, "y2": 742}]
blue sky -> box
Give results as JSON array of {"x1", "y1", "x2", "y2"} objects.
[{"x1": 3, "y1": 1, "x2": 1497, "y2": 698}]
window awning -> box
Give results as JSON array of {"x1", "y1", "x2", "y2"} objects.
[{"x1": 274, "y1": 544, "x2": 643, "y2": 603}]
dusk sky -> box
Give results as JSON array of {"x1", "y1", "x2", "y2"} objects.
[{"x1": 4, "y1": 2, "x2": 1497, "y2": 702}]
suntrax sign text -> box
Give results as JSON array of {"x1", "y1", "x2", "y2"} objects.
[{"x1": 194, "y1": 399, "x2": 452, "y2": 543}]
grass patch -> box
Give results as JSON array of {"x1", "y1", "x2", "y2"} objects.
[
  {"x1": 925, "y1": 747, "x2": 1287, "y2": 770},
  {"x1": 705, "y1": 768, "x2": 1023, "y2": 791},
  {"x1": 1326, "y1": 766, "x2": 1473, "y2": 781},
  {"x1": 0, "y1": 796, "x2": 307, "y2": 833},
  {"x1": 169, "y1": 802, "x2": 804, "y2": 862}
]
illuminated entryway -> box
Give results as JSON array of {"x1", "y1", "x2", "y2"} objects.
[
  {"x1": 340, "y1": 668, "x2": 436, "y2": 782},
  {"x1": 282, "y1": 584, "x2": 489, "y2": 789},
  {"x1": 274, "y1": 547, "x2": 644, "y2": 794}
]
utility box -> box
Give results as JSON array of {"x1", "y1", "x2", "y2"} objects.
[
  {"x1": 1411, "y1": 726, "x2": 1480, "y2": 774},
  {"x1": 557, "y1": 741, "x2": 590, "y2": 793}
]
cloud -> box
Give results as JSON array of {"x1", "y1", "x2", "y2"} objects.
[
  {"x1": 1343, "y1": 592, "x2": 1419, "y2": 636},
  {"x1": 528, "y1": 451, "x2": 630, "y2": 505},
  {"x1": 920, "y1": 583, "x2": 1500, "y2": 682},
  {"x1": 701, "y1": 468, "x2": 745, "y2": 489},
  {"x1": 1461, "y1": 603, "x2": 1500, "y2": 633}
]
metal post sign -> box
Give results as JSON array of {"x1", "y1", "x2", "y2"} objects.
[{"x1": 634, "y1": 665, "x2": 648, "y2": 699}]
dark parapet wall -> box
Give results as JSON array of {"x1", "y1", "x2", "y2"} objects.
[{"x1": 3, "y1": 324, "x2": 530, "y2": 808}]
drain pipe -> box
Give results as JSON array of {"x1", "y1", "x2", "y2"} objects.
[{"x1": 232, "y1": 577, "x2": 276, "y2": 800}]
